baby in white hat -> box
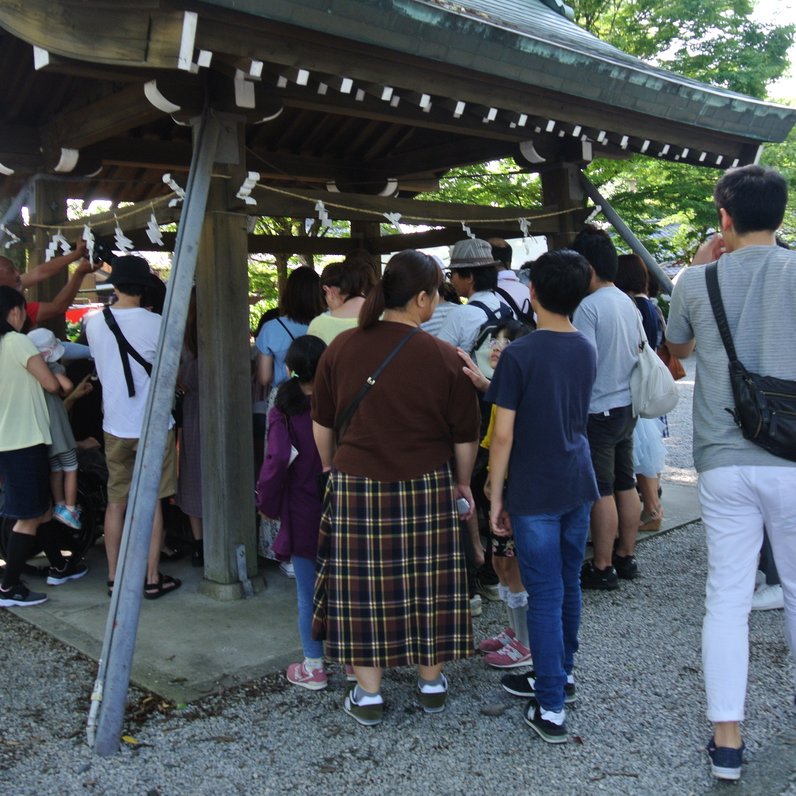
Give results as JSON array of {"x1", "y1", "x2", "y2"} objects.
[{"x1": 27, "y1": 329, "x2": 82, "y2": 530}]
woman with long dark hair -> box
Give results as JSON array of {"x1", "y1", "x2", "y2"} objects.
[
  {"x1": 256, "y1": 267, "x2": 324, "y2": 563},
  {"x1": 311, "y1": 250, "x2": 480, "y2": 725},
  {"x1": 0, "y1": 287, "x2": 87, "y2": 606}
]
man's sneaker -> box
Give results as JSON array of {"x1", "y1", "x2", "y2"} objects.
[
  {"x1": 478, "y1": 627, "x2": 516, "y2": 653},
  {"x1": 470, "y1": 593, "x2": 483, "y2": 617},
  {"x1": 0, "y1": 583, "x2": 48, "y2": 607},
  {"x1": 501, "y1": 670, "x2": 577, "y2": 703},
  {"x1": 46, "y1": 558, "x2": 89, "y2": 586},
  {"x1": 53, "y1": 504, "x2": 81, "y2": 530},
  {"x1": 286, "y1": 661, "x2": 327, "y2": 691},
  {"x1": 417, "y1": 673, "x2": 448, "y2": 714},
  {"x1": 752, "y1": 583, "x2": 784, "y2": 611},
  {"x1": 484, "y1": 638, "x2": 533, "y2": 669},
  {"x1": 706, "y1": 736, "x2": 744, "y2": 781},
  {"x1": 612, "y1": 553, "x2": 638, "y2": 580},
  {"x1": 279, "y1": 560, "x2": 296, "y2": 578},
  {"x1": 343, "y1": 686, "x2": 384, "y2": 726},
  {"x1": 580, "y1": 561, "x2": 619, "y2": 591},
  {"x1": 524, "y1": 701, "x2": 568, "y2": 744}
]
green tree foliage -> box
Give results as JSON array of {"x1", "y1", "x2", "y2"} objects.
[
  {"x1": 425, "y1": 1, "x2": 794, "y2": 263},
  {"x1": 574, "y1": 1, "x2": 793, "y2": 97}
]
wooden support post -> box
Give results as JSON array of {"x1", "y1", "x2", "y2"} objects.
[
  {"x1": 350, "y1": 220, "x2": 382, "y2": 272},
  {"x1": 196, "y1": 177, "x2": 258, "y2": 599},
  {"x1": 30, "y1": 177, "x2": 69, "y2": 336},
  {"x1": 539, "y1": 163, "x2": 584, "y2": 251}
]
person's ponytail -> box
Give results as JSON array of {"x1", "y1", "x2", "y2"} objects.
[{"x1": 358, "y1": 280, "x2": 387, "y2": 329}]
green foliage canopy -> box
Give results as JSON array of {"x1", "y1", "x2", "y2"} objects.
[{"x1": 424, "y1": 0, "x2": 795, "y2": 262}]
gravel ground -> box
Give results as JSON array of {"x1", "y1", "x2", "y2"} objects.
[{"x1": 3, "y1": 357, "x2": 795, "y2": 795}]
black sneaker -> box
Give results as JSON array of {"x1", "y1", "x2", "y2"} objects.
[
  {"x1": 0, "y1": 582, "x2": 48, "y2": 607},
  {"x1": 523, "y1": 701, "x2": 568, "y2": 744},
  {"x1": 612, "y1": 553, "x2": 638, "y2": 580},
  {"x1": 501, "y1": 671, "x2": 576, "y2": 703},
  {"x1": 46, "y1": 558, "x2": 89, "y2": 586},
  {"x1": 580, "y1": 561, "x2": 619, "y2": 591}
]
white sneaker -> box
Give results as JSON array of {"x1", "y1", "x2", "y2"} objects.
[
  {"x1": 751, "y1": 583, "x2": 784, "y2": 611},
  {"x1": 279, "y1": 561, "x2": 295, "y2": 578},
  {"x1": 469, "y1": 593, "x2": 482, "y2": 617},
  {"x1": 755, "y1": 570, "x2": 766, "y2": 589}
]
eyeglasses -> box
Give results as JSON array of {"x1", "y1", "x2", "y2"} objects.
[
  {"x1": 444, "y1": 270, "x2": 453, "y2": 279},
  {"x1": 490, "y1": 336, "x2": 511, "y2": 350}
]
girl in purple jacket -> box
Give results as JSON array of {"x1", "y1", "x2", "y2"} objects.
[{"x1": 256, "y1": 335, "x2": 327, "y2": 690}]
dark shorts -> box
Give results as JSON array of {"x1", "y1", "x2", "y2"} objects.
[
  {"x1": 490, "y1": 533, "x2": 516, "y2": 558},
  {"x1": 0, "y1": 444, "x2": 51, "y2": 519},
  {"x1": 587, "y1": 405, "x2": 637, "y2": 497}
]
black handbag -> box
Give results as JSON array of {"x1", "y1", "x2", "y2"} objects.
[{"x1": 705, "y1": 263, "x2": 796, "y2": 462}]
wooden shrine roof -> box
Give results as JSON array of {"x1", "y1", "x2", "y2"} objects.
[{"x1": 0, "y1": 0, "x2": 793, "y2": 213}]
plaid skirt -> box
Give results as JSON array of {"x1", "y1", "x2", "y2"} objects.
[{"x1": 312, "y1": 464, "x2": 473, "y2": 667}]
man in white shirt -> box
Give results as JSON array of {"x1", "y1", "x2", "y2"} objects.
[
  {"x1": 489, "y1": 238, "x2": 532, "y2": 321},
  {"x1": 437, "y1": 238, "x2": 516, "y2": 354},
  {"x1": 85, "y1": 256, "x2": 180, "y2": 600}
]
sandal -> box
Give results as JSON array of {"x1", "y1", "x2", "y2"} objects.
[
  {"x1": 160, "y1": 546, "x2": 183, "y2": 562},
  {"x1": 144, "y1": 573, "x2": 182, "y2": 600}
]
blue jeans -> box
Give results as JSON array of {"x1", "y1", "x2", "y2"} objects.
[
  {"x1": 292, "y1": 556, "x2": 324, "y2": 660},
  {"x1": 511, "y1": 502, "x2": 592, "y2": 712}
]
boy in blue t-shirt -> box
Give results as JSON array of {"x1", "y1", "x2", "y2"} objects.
[{"x1": 485, "y1": 249, "x2": 599, "y2": 744}]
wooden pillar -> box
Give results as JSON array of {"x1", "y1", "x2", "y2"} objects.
[
  {"x1": 350, "y1": 220, "x2": 382, "y2": 273},
  {"x1": 30, "y1": 178, "x2": 69, "y2": 336},
  {"x1": 540, "y1": 163, "x2": 584, "y2": 251},
  {"x1": 196, "y1": 174, "x2": 258, "y2": 599}
]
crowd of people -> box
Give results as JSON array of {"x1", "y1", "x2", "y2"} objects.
[{"x1": 0, "y1": 165, "x2": 794, "y2": 783}]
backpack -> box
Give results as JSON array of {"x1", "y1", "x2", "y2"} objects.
[
  {"x1": 467, "y1": 300, "x2": 515, "y2": 379},
  {"x1": 495, "y1": 286, "x2": 536, "y2": 330}
]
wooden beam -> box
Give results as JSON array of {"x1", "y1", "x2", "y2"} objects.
[
  {"x1": 40, "y1": 83, "x2": 163, "y2": 153},
  {"x1": 248, "y1": 186, "x2": 561, "y2": 225},
  {"x1": 0, "y1": 1, "x2": 188, "y2": 72}
]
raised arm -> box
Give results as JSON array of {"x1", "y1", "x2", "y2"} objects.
[
  {"x1": 19, "y1": 239, "x2": 87, "y2": 289},
  {"x1": 34, "y1": 257, "x2": 93, "y2": 323}
]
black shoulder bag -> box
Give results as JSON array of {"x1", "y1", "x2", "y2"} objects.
[
  {"x1": 333, "y1": 326, "x2": 421, "y2": 443},
  {"x1": 705, "y1": 263, "x2": 796, "y2": 461},
  {"x1": 316, "y1": 326, "x2": 420, "y2": 500}
]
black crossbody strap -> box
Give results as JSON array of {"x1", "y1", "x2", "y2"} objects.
[
  {"x1": 103, "y1": 307, "x2": 153, "y2": 398},
  {"x1": 334, "y1": 327, "x2": 421, "y2": 441},
  {"x1": 494, "y1": 286, "x2": 523, "y2": 319},
  {"x1": 705, "y1": 263, "x2": 740, "y2": 364},
  {"x1": 277, "y1": 318, "x2": 296, "y2": 340}
]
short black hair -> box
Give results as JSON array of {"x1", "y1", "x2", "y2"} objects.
[
  {"x1": 615, "y1": 254, "x2": 649, "y2": 295},
  {"x1": 530, "y1": 249, "x2": 592, "y2": 316},
  {"x1": 570, "y1": 224, "x2": 617, "y2": 282},
  {"x1": 114, "y1": 282, "x2": 145, "y2": 298},
  {"x1": 453, "y1": 265, "x2": 497, "y2": 292},
  {"x1": 714, "y1": 165, "x2": 787, "y2": 235}
]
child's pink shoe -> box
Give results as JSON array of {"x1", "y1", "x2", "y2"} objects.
[
  {"x1": 478, "y1": 627, "x2": 516, "y2": 653},
  {"x1": 286, "y1": 661, "x2": 327, "y2": 690},
  {"x1": 484, "y1": 638, "x2": 532, "y2": 669}
]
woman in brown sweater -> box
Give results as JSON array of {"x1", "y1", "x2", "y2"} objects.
[{"x1": 311, "y1": 249, "x2": 480, "y2": 725}]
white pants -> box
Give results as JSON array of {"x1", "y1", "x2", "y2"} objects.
[{"x1": 700, "y1": 465, "x2": 796, "y2": 722}]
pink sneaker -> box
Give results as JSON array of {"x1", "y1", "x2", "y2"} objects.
[
  {"x1": 478, "y1": 627, "x2": 516, "y2": 653},
  {"x1": 286, "y1": 661, "x2": 328, "y2": 690},
  {"x1": 484, "y1": 638, "x2": 532, "y2": 669}
]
